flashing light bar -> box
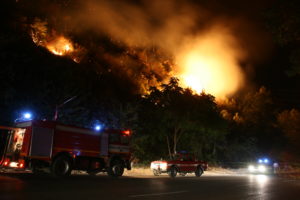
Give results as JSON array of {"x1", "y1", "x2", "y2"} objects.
[
  {"x1": 23, "y1": 113, "x2": 32, "y2": 120},
  {"x1": 94, "y1": 125, "x2": 102, "y2": 131}
]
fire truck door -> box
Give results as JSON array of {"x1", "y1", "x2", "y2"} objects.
[
  {"x1": 100, "y1": 133, "x2": 108, "y2": 156},
  {"x1": 30, "y1": 126, "x2": 54, "y2": 157}
]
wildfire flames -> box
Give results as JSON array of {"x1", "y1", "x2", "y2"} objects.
[
  {"x1": 30, "y1": 19, "x2": 81, "y2": 62},
  {"x1": 30, "y1": 22, "x2": 244, "y2": 99},
  {"x1": 46, "y1": 36, "x2": 74, "y2": 56},
  {"x1": 28, "y1": 0, "x2": 248, "y2": 99},
  {"x1": 176, "y1": 28, "x2": 244, "y2": 99}
]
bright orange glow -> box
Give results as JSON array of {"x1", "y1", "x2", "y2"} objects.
[
  {"x1": 176, "y1": 27, "x2": 244, "y2": 99},
  {"x1": 3, "y1": 158, "x2": 10, "y2": 166},
  {"x1": 30, "y1": 20, "x2": 80, "y2": 61},
  {"x1": 122, "y1": 130, "x2": 131, "y2": 136},
  {"x1": 19, "y1": 160, "x2": 25, "y2": 168},
  {"x1": 46, "y1": 36, "x2": 74, "y2": 56}
]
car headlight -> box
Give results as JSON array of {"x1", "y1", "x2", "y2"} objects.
[
  {"x1": 160, "y1": 163, "x2": 167, "y2": 170},
  {"x1": 258, "y1": 165, "x2": 266, "y2": 172},
  {"x1": 248, "y1": 165, "x2": 255, "y2": 172},
  {"x1": 150, "y1": 163, "x2": 156, "y2": 169}
]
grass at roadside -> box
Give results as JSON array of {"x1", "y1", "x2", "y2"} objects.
[{"x1": 124, "y1": 167, "x2": 153, "y2": 176}]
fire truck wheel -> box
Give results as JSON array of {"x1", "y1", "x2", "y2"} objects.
[
  {"x1": 51, "y1": 156, "x2": 72, "y2": 177},
  {"x1": 153, "y1": 170, "x2": 160, "y2": 176},
  {"x1": 168, "y1": 166, "x2": 177, "y2": 178},
  {"x1": 107, "y1": 160, "x2": 124, "y2": 177},
  {"x1": 195, "y1": 166, "x2": 203, "y2": 177}
]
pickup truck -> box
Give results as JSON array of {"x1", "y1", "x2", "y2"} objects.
[{"x1": 150, "y1": 153, "x2": 208, "y2": 177}]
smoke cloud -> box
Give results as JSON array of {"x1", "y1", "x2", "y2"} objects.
[{"x1": 24, "y1": 0, "x2": 270, "y2": 97}]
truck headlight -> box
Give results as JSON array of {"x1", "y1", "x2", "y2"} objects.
[
  {"x1": 248, "y1": 165, "x2": 255, "y2": 172},
  {"x1": 150, "y1": 163, "x2": 155, "y2": 169},
  {"x1": 160, "y1": 163, "x2": 167, "y2": 170},
  {"x1": 258, "y1": 165, "x2": 266, "y2": 173}
]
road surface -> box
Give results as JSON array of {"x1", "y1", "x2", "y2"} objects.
[{"x1": 0, "y1": 172, "x2": 300, "y2": 200}]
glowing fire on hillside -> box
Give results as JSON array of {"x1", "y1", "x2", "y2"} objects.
[
  {"x1": 176, "y1": 28, "x2": 244, "y2": 99},
  {"x1": 29, "y1": 18, "x2": 244, "y2": 99},
  {"x1": 29, "y1": 19, "x2": 81, "y2": 62},
  {"x1": 45, "y1": 37, "x2": 74, "y2": 56}
]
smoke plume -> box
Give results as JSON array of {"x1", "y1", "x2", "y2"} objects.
[{"x1": 24, "y1": 0, "x2": 270, "y2": 98}]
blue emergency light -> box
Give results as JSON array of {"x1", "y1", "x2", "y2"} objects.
[{"x1": 94, "y1": 124, "x2": 102, "y2": 131}]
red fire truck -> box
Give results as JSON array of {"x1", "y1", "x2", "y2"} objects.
[{"x1": 0, "y1": 120, "x2": 132, "y2": 177}]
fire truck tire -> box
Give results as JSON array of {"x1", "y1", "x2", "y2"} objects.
[
  {"x1": 153, "y1": 170, "x2": 160, "y2": 176},
  {"x1": 51, "y1": 156, "x2": 72, "y2": 177},
  {"x1": 168, "y1": 166, "x2": 177, "y2": 178},
  {"x1": 107, "y1": 160, "x2": 124, "y2": 177},
  {"x1": 195, "y1": 166, "x2": 203, "y2": 177}
]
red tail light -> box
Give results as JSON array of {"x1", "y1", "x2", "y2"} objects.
[
  {"x1": 3, "y1": 158, "x2": 10, "y2": 166},
  {"x1": 18, "y1": 159, "x2": 25, "y2": 168},
  {"x1": 122, "y1": 130, "x2": 131, "y2": 136}
]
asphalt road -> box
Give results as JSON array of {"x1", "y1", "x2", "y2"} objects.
[{"x1": 0, "y1": 172, "x2": 300, "y2": 200}]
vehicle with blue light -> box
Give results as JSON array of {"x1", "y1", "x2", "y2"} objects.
[
  {"x1": 247, "y1": 157, "x2": 274, "y2": 174},
  {"x1": 0, "y1": 120, "x2": 132, "y2": 177},
  {"x1": 150, "y1": 152, "x2": 208, "y2": 177}
]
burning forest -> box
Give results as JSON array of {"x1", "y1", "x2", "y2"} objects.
[{"x1": 25, "y1": 0, "x2": 256, "y2": 98}]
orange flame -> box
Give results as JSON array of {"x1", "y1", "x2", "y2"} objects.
[
  {"x1": 176, "y1": 27, "x2": 244, "y2": 99},
  {"x1": 30, "y1": 19, "x2": 80, "y2": 60},
  {"x1": 46, "y1": 36, "x2": 74, "y2": 56}
]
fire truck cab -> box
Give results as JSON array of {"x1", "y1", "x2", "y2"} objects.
[{"x1": 0, "y1": 120, "x2": 132, "y2": 177}]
